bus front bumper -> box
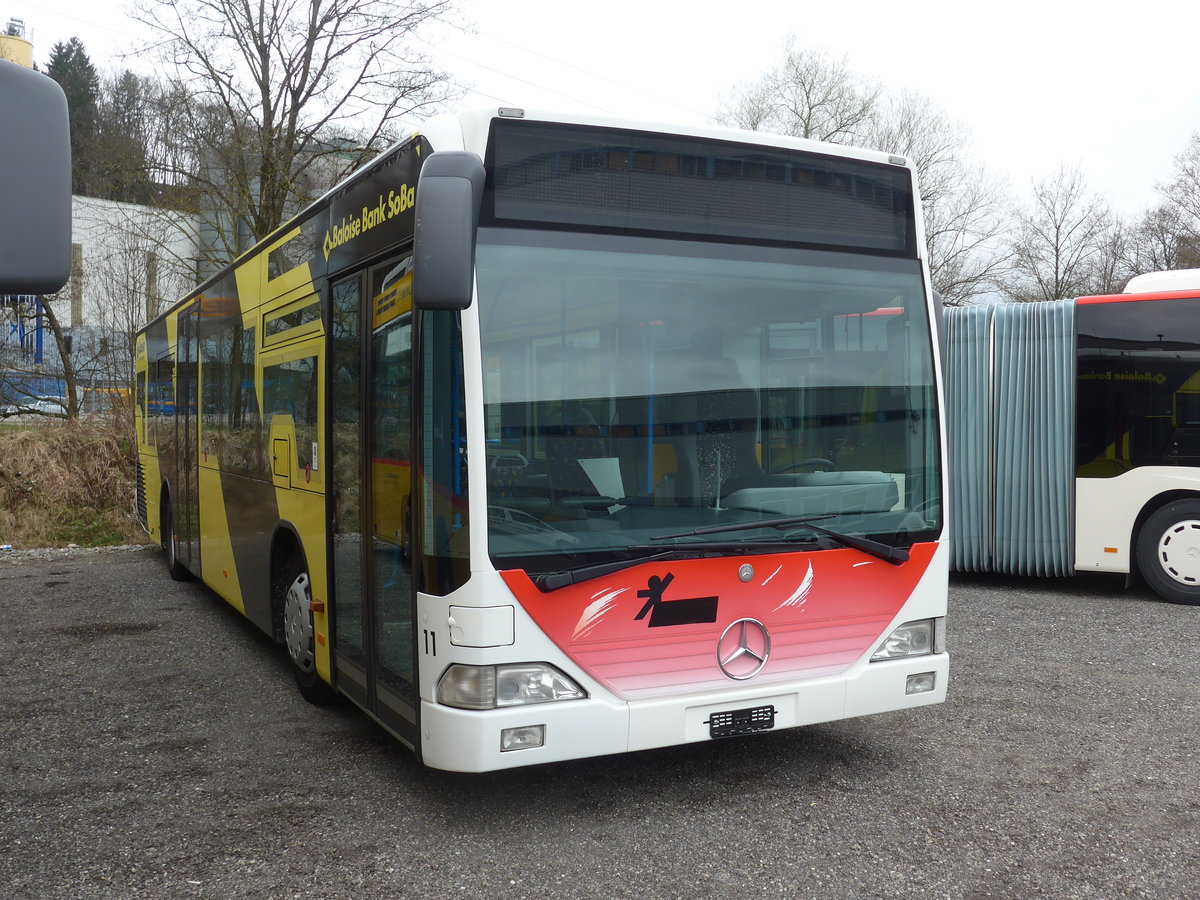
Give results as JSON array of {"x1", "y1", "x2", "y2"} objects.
[{"x1": 419, "y1": 652, "x2": 949, "y2": 773}]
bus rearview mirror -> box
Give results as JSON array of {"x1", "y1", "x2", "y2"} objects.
[
  {"x1": 0, "y1": 60, "x2": 72, "y2": 295},
  {"x1": 413, "y1": 151, "x2": 486, "y2": 311}
]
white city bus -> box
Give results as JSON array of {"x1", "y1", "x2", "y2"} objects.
[
  {"x1": 946, "y1": 269, "x2": 1200, "y2": 605},
  {"x1": 137, "y1": 108, "x2": 948, "y2": 772}
]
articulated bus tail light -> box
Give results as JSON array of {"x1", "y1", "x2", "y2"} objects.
[
  {"x1": 870, "y1": 617, "x2": 946, "y2": 662},
  {"x1": 438, "y1": 663, "x2": 585, "y2": 710},
  {"x1": 497, "y1": 107, "x2": 525, "y2": 118}
]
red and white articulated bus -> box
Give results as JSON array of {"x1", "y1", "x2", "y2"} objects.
[
  {"x1": 946, "y1": 268, "x2": 1200, "y2": 605},
  {"x1": 136, "y1": 108, "x2": 948, "y2": 771}
]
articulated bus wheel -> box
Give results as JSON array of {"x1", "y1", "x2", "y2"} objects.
[
  {"x1": 280, "y1": 558, "x2": 338, "y2": 705},
  {"x1": 1136, "y1": 500, "x2": 1200, "y2": 605}
]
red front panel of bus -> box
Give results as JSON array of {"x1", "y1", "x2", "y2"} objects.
[{"x1": 501, "y1": 543, "x2": 936, "y2": 700}]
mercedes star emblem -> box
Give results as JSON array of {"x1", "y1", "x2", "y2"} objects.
[{"x1": 716, "y1": 618, "x2": 771, "y2": 680}]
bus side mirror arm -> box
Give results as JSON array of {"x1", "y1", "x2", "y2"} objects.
[{"x1": 413, "y1": 151, "x2": 486, "y2": 311}]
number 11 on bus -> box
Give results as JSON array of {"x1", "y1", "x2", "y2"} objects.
[{"x1": 135, "y1": 108, "x2": 948, "y2": 772}]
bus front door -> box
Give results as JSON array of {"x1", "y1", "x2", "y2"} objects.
[
  {"x1": 329, "y1": 262, "x2": 418, "y2": 748},
  {"x1": 174, "y1": 302, "x2": 200, "y2": 574}
]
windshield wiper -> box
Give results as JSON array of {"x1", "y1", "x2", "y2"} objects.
[
  {"x1": 532, "y1": 538, "x2": 818, "y2": 591},
  {"x1": 652, "y1": 514, "x2": 909, "y2": 566},
  {"x1": 534, "y1": 550, "x2": 683, "y2": 592}
]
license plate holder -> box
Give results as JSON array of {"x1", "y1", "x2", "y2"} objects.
[{"x1": 704, "y1": 704, "x2": 777, "y2": 739}]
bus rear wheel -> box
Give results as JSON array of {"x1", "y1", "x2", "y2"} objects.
[
  {"x1": 279, "y1": 555, "x2": 338, "y2": 705},
  {"x1": 1136, "y1": 500, "x2": 1200, "y2": 605}
]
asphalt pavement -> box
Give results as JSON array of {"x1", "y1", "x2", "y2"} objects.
[{"x1": 1, "y1": 547, "x2": 1197, "y2": 899}]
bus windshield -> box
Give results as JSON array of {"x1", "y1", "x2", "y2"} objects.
[{"x1": 477, "y1": 228, "x2": 940, "y2": 573}]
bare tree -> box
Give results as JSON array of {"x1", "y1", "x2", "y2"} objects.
[
  {"x1": 0, "y1": 294, "x2": 86, "y2": 421},
  {"x1": 132, "y1": 0, "x2": 458, "y2": 262},
  {"x1": 719, "y1": 43, "x2": 879, "y2": 144},
  {"x1": 862, "y1": 92, "x2": 1008, "y2": 304},
  {"x1": 1090, "y1": 214, "x2": 1136, "y2": 296},
  {"x1": 88, "y1": 234, "x2": 189, "y2": 427},
  {"x1": 1152, "y1": 133, "x2": 1200, "y2": 268},
  {"x1": 1126, "y1": 203, "x2": 1200, "y2": 273},
  {"x1": 1005, "y1": 166, "x2": 1112, "y2": 302},
  {"x1": 719, "y1": 43, "x2": 1007, "y2": 304},
  {"x1": 921, "y1": 167, "x2": 1011, "y2": 305},
  {"x1": 1165, "y1": 132, "x2": 1200, "y2": 233}
]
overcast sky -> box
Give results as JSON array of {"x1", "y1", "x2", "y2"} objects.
[{"x1": 10, "y1": 0, "x2": 1200, "y2": 215}]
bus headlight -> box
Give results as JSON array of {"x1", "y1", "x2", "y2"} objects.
[
  {"x1": 438, "y1": 663, "x2": 586, "y2": 710},
  {"x1": 870, "y1": 617, "x2": 945, "y2": 661}
]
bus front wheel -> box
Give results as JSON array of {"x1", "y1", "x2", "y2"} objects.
[
  {"x1": 1136, "y1": 499, "x2": 1200, "y2": 605},
  {"x1": 279, "y1": 554, "x2": 338, "y2": 705}
]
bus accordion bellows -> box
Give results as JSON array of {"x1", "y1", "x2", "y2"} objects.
[
  {"x1": 944, "y1": 269, "x2": 1200, "y2": 605},
  {"x1": 134, "y1": 108, "x2": 949, "y2": 772}
]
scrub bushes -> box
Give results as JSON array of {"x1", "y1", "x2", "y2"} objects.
[{"x1": 0, "y1": 419, "x2": 149, "y2": 548}]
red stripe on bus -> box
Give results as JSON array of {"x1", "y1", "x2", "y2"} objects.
[{"x1": 1077, "y1": 290, "x2": 1200, "y2": 305}]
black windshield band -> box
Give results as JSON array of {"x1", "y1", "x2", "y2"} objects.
[{"x1": 483, "y1": 118, "x2": 917, "y2": 257}]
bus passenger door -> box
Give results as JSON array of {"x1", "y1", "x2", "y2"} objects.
[
  {"x1": 329, "y1": 256, "x2": 418, "y2": 747},
  {"x1": 174, "y1": 302, "x2": 201, "y2": 574}
]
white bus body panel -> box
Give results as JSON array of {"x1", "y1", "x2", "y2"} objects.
[
  {"x1": 1123, "y1": 269, "x2": 1200, "y2": 293},
  {"x1": 1075, "y1": 467, "x2": 1200, "y2": 572},
  {"x1": 417, "y1": 549, "x2": 948, "y2": 773}
]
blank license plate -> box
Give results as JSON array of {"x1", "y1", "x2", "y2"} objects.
[{"x1": 704, "y1": 704, "x2": 777, "y2": 739}]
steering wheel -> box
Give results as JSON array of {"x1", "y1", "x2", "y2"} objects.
[
  {"x1": 771, "y1": 457, "x2": 836, "y2": 474},
  {"x1": 489, "y1": 452, "x2": 529, "y2": 471}
]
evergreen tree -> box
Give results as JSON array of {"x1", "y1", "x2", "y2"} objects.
[
  {"x1": 94, "y1": 71, "x2": 155, "y2": 204},
  {"x1": 45, "y1": 37, "x2": 100, "y2": 196}
]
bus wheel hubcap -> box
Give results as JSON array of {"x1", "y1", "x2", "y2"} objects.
[
  {"x1": 283, "y1": 572, "x2": 315, "y2": 671},
  {"x1": 1157, "y1": 520, "x2": 1200, "y2": 585}
]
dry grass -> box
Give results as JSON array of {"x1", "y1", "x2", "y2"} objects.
[{"x1": 0, "y1": 418, "x2": 152, "y2": 549}]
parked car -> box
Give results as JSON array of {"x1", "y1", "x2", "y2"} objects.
[
  {"x1": 30, "y1": 396, "x2": 67, "y2": 413},
  {"x1": 0, "y1": 397, "x2": 66, "y2": 416}
]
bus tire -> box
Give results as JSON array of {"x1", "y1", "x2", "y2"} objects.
[
  {"x1": 278, "y1": 552, "x2": 338, "y2": 705},
  {"x1": 161, "y1": 495, "x2": 193, "y2": 582},
  {"x1": 1135, "y1": 499, "x2": 1200, "y2": 605}
]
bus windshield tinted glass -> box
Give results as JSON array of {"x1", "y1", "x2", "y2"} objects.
[
  {"x1": 487, "y1": 120, "x2": 915, "y2": 253},
  {"x1": 476, "y1": 229, "x2": 941, "y2": 573}
]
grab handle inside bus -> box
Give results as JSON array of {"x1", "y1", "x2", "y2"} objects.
[{"x1": 413, "y1": 151, "x2": 486, "y2": 311}]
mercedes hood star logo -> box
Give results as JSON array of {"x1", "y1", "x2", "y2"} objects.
[{"x1": 716, "y1": 618, "x2": 771, "y2": 680}]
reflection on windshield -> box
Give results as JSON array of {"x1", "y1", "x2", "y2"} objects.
[{"x1": 476, "y1": 230, "x2": 940, "y2": 572}]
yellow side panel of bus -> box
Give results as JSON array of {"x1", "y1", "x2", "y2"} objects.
[
  {"x1": 197, "y1": 464, "x2": 246, "y2": 614},
  {"x1": 262, "y1": 327, "x2": 329, "y2": 682}
]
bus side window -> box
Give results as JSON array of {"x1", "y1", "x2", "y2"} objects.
[
  {"x1": 151, "y1": 355, "x2": 173, "y2": 449},
  {"x1": 420, "y1": 310, "x2": 470, "y2": 595},
  {"x1": 137, "y1": 369, "x2": 148, "y2": 447},
  {"x1": 263, "y1": 354, "x2": 319, "y2": 475}
]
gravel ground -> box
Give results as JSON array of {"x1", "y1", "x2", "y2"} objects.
[{"x1": 1, "y1": 547, "x2": 1197, "y2": 899}]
